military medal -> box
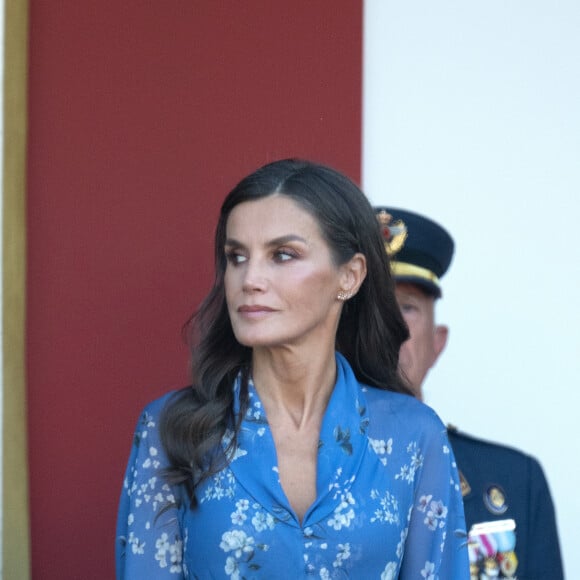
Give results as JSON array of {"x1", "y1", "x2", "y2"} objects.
[{"x1": 468, "y1": 519, "x2": 518, "y2": 578}]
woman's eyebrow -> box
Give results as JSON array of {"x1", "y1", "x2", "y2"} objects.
[{"x1": 225, "y1": 234, "x2": 308, "y2": 248}]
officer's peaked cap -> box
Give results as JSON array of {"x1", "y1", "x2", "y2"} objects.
[{"x1": 374, "y1": 206, "x2": 454, "y2": 298}]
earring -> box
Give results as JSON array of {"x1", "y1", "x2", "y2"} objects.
[{"x1": 337, "y1": 291, "x2": 350, "y2": 301}]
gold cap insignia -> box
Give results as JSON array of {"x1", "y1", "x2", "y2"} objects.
[{"x1": 376, "y1": 210, "x2": 407, "y2": 256}]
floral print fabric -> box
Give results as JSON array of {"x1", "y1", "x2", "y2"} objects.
[{"x1": 116, "y1": 353, "x2": 469, "y2": 579}]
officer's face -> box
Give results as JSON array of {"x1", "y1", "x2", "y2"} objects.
[{"x1": 395, "y1": 283, "x2": 448, "y2": 400}]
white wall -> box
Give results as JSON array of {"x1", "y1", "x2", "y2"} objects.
[{"x1": 363, "y1": 1, "x2": 579, "y2": 577}]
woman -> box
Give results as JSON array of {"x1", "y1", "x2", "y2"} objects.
[{"x1": 116, "y1": 159, "x2": 469, "y2": 579}]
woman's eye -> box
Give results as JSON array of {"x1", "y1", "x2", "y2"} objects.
[
  {"x1": 226, "y1": 251, "x2": 247, "y2": 265},
  {"x1": 274, "y1": 249, "x2": 297, "y2": 262}
]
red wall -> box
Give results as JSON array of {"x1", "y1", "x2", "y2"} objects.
[{"x1": 27, "y1": 2, "x2": 362, "y2": 578}]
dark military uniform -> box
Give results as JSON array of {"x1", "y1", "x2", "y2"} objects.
[
  {"x1": 448, "y1": 426, "x2": 563, "y2": 579},
  {"x1": 375, "y1": 206, "x2": 565, "y2": 579}
]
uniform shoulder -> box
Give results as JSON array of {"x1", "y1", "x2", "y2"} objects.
[{"x1": 446, "y1": 424, "x2": 542, "y2": 466}]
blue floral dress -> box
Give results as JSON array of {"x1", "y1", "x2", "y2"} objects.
[{"x1": 116, "y1": 353, "x2": 469, "y2": 579}]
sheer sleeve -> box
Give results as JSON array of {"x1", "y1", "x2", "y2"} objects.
[
  {"x1": 399, "y1": 421, "x2": 470, "y2": 579},
  {"x1": 115, "y1": 399, "x2": 186, "y2": 579}
]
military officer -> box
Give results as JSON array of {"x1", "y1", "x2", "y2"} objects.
[{"x1": 375, "y1": 206, "x2": 564, "y2": 580}]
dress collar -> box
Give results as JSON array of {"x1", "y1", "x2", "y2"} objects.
[{"x1": 226, "y1": 353, "x2": 370, "y2": 528}]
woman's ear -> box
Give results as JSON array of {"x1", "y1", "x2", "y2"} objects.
[{"x1": 339, "y1": 253, "x2": 367, "y2": 298}]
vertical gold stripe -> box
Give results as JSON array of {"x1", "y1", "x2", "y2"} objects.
[{"x1": 3, "y1": 0, "x2": 30, "y2": 577}]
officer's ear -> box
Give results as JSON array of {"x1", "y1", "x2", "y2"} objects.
[{"x1": 433, "y1": 324, "x2": 448, "y2": 363}]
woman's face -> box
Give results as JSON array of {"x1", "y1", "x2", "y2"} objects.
[{"x1": 224, "y1": 194, "x2": 347, "y2": 351}]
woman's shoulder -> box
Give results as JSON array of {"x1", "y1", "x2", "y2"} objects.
[
  {"x1": 361, "y1": 382, "x2": 424, "y2": 412},
  {"x1": 136, "y1": 386, "x2": 190, "y2": 422},
  {"x1": 362, "y1": 384, "x2": 446, "y2": 436},
  {"x1": 125, "y1": 388, "x2": 192, "y2": 464}
]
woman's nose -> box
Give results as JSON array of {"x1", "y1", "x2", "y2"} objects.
[{"x1": 241, "y1": 258, "x2": 268, "y2": 292}]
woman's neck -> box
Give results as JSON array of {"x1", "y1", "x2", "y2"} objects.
[{"x1": 250, "y1": 345, "x2": 337, "y2": 430}]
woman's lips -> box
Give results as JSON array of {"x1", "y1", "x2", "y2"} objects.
[
  {"x1": 238, "y1": 305, "x2": 274, "y2": 312},
  {"x1": 237, "y1": 305, "x2": 275, "y2": 317}
]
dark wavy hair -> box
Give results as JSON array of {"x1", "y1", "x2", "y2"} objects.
[{"x1": 160, "y1": 158, "x2": 411, "y2": 507}]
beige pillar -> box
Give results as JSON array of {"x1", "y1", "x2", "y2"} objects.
[{"x1": 3, "y1": 0, "x2": 30, "y2": 577}]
